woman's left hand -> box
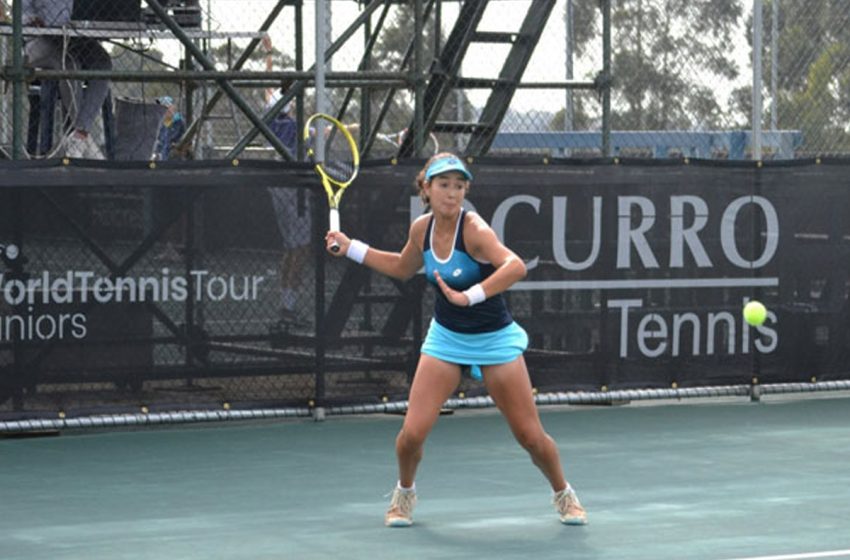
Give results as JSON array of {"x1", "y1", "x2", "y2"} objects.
[{"x1": 433, "y1": 271, "x2": 469, "y2": 307}]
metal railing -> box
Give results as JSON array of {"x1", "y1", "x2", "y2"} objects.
[{"x1": 2, "y1": 1, "x2": 850, "y2": 161}]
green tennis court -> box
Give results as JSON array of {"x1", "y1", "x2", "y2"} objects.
[{"x1": 3, "y1": 393, "x2": 849, "y2": 560}]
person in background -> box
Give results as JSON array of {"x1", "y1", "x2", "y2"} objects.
[
  {"x1": 325, "y1": 153, "x2": 589, "y2": 528},
  {"x1": 149, "y1": 95, "x2": 187, "y2": 261},
  {"x1": 266, "y1": 95, "x2": 310, "y2": 327},
  {"x1": 152, "y1": 95, "x2": 186, "y2": 161},
  {"x1": 263, "y1": 34, "x2": 310, "y2": 329},
  {"x1": 22, "y1": 0, "x2": 112, "y2": 159}
]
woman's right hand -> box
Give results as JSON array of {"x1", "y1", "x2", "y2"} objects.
[
  {"x1": 433, "y1": 271, "x2": 471, "y2": 307},
  {"x1": 325, "y1": 230, "x2": 351, "y2": 256}
]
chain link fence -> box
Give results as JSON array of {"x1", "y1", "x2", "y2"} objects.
[
  {"x1": 2, "y1": 1, "x2": 850, "y2": 161},
  {"x1": 2, "y1": 158, "x2": 850, "y2": 422}
]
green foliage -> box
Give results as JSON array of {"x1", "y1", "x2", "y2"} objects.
[
  {"x1": 611, "y1": 0, "x2": 742, "y2": 129},
  {"x1": 767, "y1": 0, "x2": 850, "y2": 154},
  {"x1": 561, "y1": 0, "x2": 743, "y2": 131},
  {"x1": 549, "y1": 95, "x2": 594, "y2": 131}
]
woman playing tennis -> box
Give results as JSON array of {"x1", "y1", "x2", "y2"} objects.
[{"x1": 325, "y1": 153, "x2": 587, "y2": 528}]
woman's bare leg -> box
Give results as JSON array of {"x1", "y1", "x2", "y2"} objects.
[
  {"x1": 396, "y1": 355, "x2": 461, "y2": 487},
  {"x1": 482, "y1": 356, "x2": 567, "y2": 492}
]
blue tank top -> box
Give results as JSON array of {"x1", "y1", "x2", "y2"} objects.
[{"x1": 423, "y1": 210, "x2": 513, "y2": 333}]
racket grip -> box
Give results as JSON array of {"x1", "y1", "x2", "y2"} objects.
[
  {"x1": 329, "y1": 208, "x2": 340, "y2": 232},
  {"x1": 329, "y1": 208, "x2": 341, "y2": 253}
]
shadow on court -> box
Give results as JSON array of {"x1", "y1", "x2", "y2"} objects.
[{"x1": 2, "y1": 395, "x2": 850, "y2": 560}]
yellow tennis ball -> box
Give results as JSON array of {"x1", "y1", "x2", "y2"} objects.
[{"x1": 743, "y1": 300, "x2": 767, "y2": 326}]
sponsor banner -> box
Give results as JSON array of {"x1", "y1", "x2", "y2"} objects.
[{"x1": 0, "y1": 160, "x2": 846, "y2": 416}]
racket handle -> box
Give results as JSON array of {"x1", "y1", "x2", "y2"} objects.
[
  {"x1": 329, "y1": 208, "x2": 341, "y2": 253},
  {"x1": 329, "y1": 208, "x2": 340, "y2": 232}
]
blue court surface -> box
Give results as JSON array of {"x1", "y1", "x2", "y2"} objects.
[{"x1": 2, "y1": 393, "x2": 850, "y2": 560}]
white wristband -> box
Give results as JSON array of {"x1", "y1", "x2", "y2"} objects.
[
  {"x1": 346, "y1": 239, "x2": 369, "y2": 264},
  {"x1": 463, "y1": 283, "x2": 486, "y2": 306}
]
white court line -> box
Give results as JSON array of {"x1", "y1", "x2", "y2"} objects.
[
  {"x1": 722, "y1": 549, "x2": 850, "y2": 560},
  {"x1": 512, "y1": 277, "x2": 779, "y2": 290}
]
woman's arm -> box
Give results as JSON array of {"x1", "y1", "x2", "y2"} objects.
[
  {"x1": 262, "y1": 35, "x2": 277, "y2": 105},
  {"x1": 433, "y1": 212, "x2": 526, "y2": 306},
  {"x1": 326, "y1": 216, "x2": 426, "y2": 281}
]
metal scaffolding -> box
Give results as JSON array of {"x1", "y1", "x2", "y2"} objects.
[{"x1": 1, "y1": 0, "x2": 610, "y2": 161}]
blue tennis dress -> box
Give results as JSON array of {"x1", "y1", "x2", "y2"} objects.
[{"x1": 420, "y1": 210, "x2": 528, "y2": 379}]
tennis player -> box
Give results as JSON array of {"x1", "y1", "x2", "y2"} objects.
[{"x1": 325, "y1": 153, "x2": 588, "y2": 528}]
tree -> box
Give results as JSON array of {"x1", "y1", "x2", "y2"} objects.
[
  {"x1": 766, "y1": 0, "x2": 850, "y2": 154},
  {"x1": 562, "y1": 0, "x2": 743, "y2": 131}
]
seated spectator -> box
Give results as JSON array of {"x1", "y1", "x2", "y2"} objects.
[
  {"x1": 152, "y1": 96, "x2": 186, "y2": 161},
  {"x1": 23, "y1": 0, "x2": 113, "y2": 159},
  {"x1": 264, "y1": 89, "x2": 307, "y2": 328},
  {"x1": 149, "y1": 95, "x2": 187, "y2": 261}
]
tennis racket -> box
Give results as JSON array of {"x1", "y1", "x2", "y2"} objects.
[{"x1": 305, "y1": 113, "x2": 360, "y2": 253}]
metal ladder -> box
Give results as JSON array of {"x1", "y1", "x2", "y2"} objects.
[
  {"x1": 398, "y1": 0, "x2": 557, "y2": 157},
  {"x1": 324, "y1": 1, "x2": 558, "y2": 346}
]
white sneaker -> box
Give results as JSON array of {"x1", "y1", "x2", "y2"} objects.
[
  {"x1": 64, "y1": 132, "x2": 104, "y2": 160},
  {"x1": 554, "y1": 487, "x2": 588, "y2": 525},
  {"x1": 64, "y1": 133, "x2": 87, "y2": 159},
  {"x1": 384, "y1": 487, "x2": 416, "y2": 527}
]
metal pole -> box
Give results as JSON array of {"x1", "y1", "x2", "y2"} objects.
[
  {"x1": 601, "y1": 0, "x2": 611, "y2": 157},
  {"x1": 314, "y1": 0, "x2": 328, "y2": 414},
  {"x1": 564, "y1": 0, "x2": 574, "y2": 132},
  {"x1": 27, "y1": 68, "x2": 405, "y2": 82},
  {"x1": 770, "y1": 0, "x2": 778, "y2": 131},
  {"x1": 360, "y1": 12, "x2": 372, "y2": 150},
  {"x1": 315, "y1": 0, "x2": 327, "y2": 160},
  {"x1": 326, "y1": 0, "x2": 333, "y2": 74},
  {"x1": 296, "y1": 0, "x2": 304, "y2": 160},
  {"x1": 1, "y1": 22, "x2": 7, "y2": 149},
  {"x1": 752, "y1": 0, "x2": 763, "y2": 160},
  {"x1": 201, "y1": 0, "x2": 213, "y2": 158},
  {"x1": 11, "y1": 0, "x2": 24, "y2": 159},
  {"x1": 413, "y1": 0, "x2": 424, "y2": 156}
]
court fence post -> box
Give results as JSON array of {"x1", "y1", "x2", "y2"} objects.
[
  {"x1": 11, "y1": 0, "x2": 25, "y2": 160},
  {"x1": 313, "y1": 188, "x2": 327, "y2": 415}
]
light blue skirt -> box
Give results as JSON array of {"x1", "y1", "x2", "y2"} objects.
[{"x1": 420, "y1": 319, "x2": 529, "y2": 380}]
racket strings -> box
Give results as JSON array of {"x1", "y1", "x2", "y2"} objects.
[{"x1": 324, "y1": 160, "x2": 355, "y2": 183}]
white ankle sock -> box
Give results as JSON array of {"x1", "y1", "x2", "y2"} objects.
[
  {"x1": 555, "y1": 484, "x2": 572, "y2": 496},
  {"x1": 397, "y1": 481, "x2": 415, "y2": 493}
]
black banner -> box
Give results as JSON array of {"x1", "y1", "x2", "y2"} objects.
[{"x1": 0, "y1": 159, "x2": 847, "y2": 419}]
